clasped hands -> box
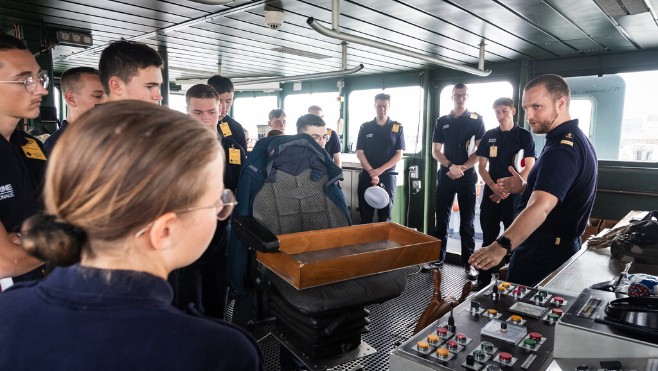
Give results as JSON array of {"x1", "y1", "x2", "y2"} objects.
[{"x1": 488, "y1": 166, "x2": 525, "y2": 203}]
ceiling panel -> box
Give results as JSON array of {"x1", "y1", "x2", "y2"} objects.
[{"x1": 1, "y1": 0, "x2": 657, "y2": 82}]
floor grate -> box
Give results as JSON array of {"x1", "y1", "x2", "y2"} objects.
[{"x1": 250, "y1": 263, "x2": 474, "y2": 371}]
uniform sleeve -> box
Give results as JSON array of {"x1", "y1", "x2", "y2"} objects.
[
  {"x1": 356, "y1": 124, "x2": 367, "y2": 151},
  {"x1": 396, "y1": 125, "x2": 405, "y2": 151},
  {"x1": 231, "y1": 120, "x2": 248, "y2": 150},
  {"x1": 532, "y1": 146, "x2": 579, "y2": 202},
  {"x1": 475, "y1": 131, "x2": 490, "y2": 157},
  {"x1": 476, "y1": 117, "x2": 486, "y2": 140},
  {"x1": 522, "y1": 130, "x2": 537, "y2": 158},
  {"x1": 326, "y1": 130, "x2": 341, "y2": 155},
  {"x1": 432, "y1": 117, "x2": 444, "y2": 143}
]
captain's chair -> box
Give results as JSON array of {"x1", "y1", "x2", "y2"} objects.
[{"x1": 227, "y1": 133, "x2": 407, "y2": 361}]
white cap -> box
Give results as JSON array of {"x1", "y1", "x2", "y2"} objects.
[{"x1": 364, "y1": 185, "x2": 389, "y2": 209}]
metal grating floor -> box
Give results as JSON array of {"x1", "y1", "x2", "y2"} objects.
[{"x1": 245, "y1": 263, "x2": 474, "y2": 371}]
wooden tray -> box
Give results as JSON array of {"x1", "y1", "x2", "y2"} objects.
[{"x1": 256, "y1": 222, "x2": 440, "y2": 289}]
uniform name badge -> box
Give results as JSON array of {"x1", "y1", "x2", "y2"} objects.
[
  {"x1": 392, "y1": 123, "x2": 400, "y2": 133},
  {"x1": 219, "y1": 122, "x2": 232, "y2": 137},
  {"x1": 228, "y1": 147, "x2": 241, "y2": 165},
  {"x1": 490, "y1": 146, "x2": 498, "y2": 157},
  {"x1": 21, "y1": 138, "x2": 47, "y2": 160}
]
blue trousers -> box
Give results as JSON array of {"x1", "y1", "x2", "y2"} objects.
[
  {"x1": 357, "y1": 170, "x2": 396, "y2": 223},
  {"x1": 477, "y1": 192, "x2": 520, "y2": 283},
  {"x1": 507, "y1": 231, "x2": 581, "y2": 287},
  {"x1": 433, "y1": 169, "x2": 477, "y2": 264}
]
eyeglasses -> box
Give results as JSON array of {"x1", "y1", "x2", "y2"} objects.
[
  {"x1": 134, "y1": 189, "x2": 238, "y2": 238},
  {"x1": 311, "y1": 134, "x2": 330, "y2": 142},
  {"x1": 452, "y1": 93, "x2": 468, "y2": 100},
  {"x1": 0, "y1": 71, "x2": 49, "y2": 93}
]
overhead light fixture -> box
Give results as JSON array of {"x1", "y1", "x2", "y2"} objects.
[
  {"x1": 235, "y1": 64, "x2": 364, "y2": 85},
  {"x1": 56, "y1": 30, "x2": 93, "y2": 47}
]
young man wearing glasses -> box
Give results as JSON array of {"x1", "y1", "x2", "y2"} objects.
[
  {"x1": 296, "y1": 113, "x2": 330, "y2": 145},
  {"x1": 426, "y1": 83, "x2": 485, "y2": 281},
  {"x1": 0, "y1": 34, "x2": 49, "y2": 282},
  {"x1": 308, "y1": 105, "x2": 342, "y2": 167}
]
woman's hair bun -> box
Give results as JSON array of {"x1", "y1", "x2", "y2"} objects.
[{"x1": 21, "y1": 213, "x2": 88, "y2": 267}]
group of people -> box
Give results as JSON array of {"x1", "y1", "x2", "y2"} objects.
[
  {"x1": 0, "y1": 29, "x2": 598, "y2": 368},
  {"x1": 419, "y1": 78, "x2": 597, "y2": 289},
  {"x1": 0, "y1": 34, "x2": 265, "y2": 369}
]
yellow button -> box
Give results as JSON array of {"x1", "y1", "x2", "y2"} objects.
[
  {"x1": 502, "y1": 282, "x2": 511, "y2": 288},
  {"x1": 487, "y1": 309, "x2": 497, "y2": 315},
  {"x1": 427, "y1": 334, "x2": 439, "y2": 344},
  {"x1": 510, "y1": 315, "x2": 522, "y2": 322},
  {"x1": 417, "y1": 341, "x2": 429, "y2": 350},
  {"x1": 437, "y1": 347, "x2": 450, "y2": 357}
]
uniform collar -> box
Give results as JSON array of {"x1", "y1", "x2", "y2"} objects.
[
  {"x1": 39, "y1": 264, "x2": 174, "y2": 306},
  {"x1": 546, "y1": 119, "x2": 579, "y2": 141}
]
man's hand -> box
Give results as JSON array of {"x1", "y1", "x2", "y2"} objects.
[
  {"x1": 368, "y1": 167, "x2": 384, "y2": 178},
  {"x1": 447, "y1": 164, "x2": 464, "y2": 180},
  {"x1": 488, "y1": 194, "x2": 502, "y2": 204},
  {"x1": 468, "y1": 243, "x2": 508, "y2": 270},
  {"x1": 370, "y1": 175, "x2": 380, "y2": 185},
  {"x1": 492, "y1": 181, "x2": 510, "y2": 200},
  {"x1": 498, "y1": 166, "x2": 526, "y2": 194}
]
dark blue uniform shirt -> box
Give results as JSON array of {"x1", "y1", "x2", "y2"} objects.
[
  {"x1": 356, "y1": 118, "x2": 405, "y2": 171},
  {"x1": 476, "y1": 124, "x2": 536, "y2": 196},
  {"x1": 325, "y1": 128, "x2": 341, "y2": 157},
  {"x1": 217, "y1": 115, "x2": 247, "y2": 151},
  {"x1": 433, "y1": 110, "x2": 485, "y2": 169},
  {"x1": 0, "y1": 265, "x2": 265, "y2": 370},
  {"x1": 519, "y1": 119, "x2": 597, "y2": 239},
  {"x1": 0, "y1": 130, "x2": 46, "y2": 233},
  {"x1": 43, "y1": 120, "x2": 68, "y2": 156}
]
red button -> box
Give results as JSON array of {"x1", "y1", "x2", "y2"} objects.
[
  {"x1": 518, "y1": 285, "x2": 526, "y2": 292},
  {"x1": 437, "y1": 327, "x2": 448, "y2": 335},
  {"x1": 529, "y1": 332, "x2": 542, "y2": 341},
  {"x1": 512, "y1": 289, "x2": 521, "y2": 296},
  {"x1": 499, "y1": 351, "x2": 513, "y2": 362},
  {"x1": 551, "y1": 308, "x2": 563, "y2": 316},
  {"x1": 448, "y1": 340, "x2": 458, "y2": 349},
  {"x1": 553, "y1": 296, "x2": 564, "y2": 303}
]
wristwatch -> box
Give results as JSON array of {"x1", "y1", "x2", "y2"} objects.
[{"x1": 495, "y1": 236, "x2": 512, "y2": 255}]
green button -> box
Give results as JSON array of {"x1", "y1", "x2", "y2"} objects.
[
  {"x1": 538, "y1": 290, "x2": 548, "y2": 297},
  {"x1": 481, "y1": 341, "x2": 494, "y2": 351},
  {"x1": 523, "y1": 338, "x2": 537, "y2": 348}
]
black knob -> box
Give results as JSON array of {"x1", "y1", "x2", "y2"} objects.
[{"x1": 466, "y1": 355, "x2": 475, "y2": 366}]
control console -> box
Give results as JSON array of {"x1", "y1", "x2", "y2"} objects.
[{"x1": 390, "y1": 282, "x2": 577, "y2": 371}]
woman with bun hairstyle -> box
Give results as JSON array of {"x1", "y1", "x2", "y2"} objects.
[{"x1": 0, "y1": 101, "x2": 264, "y2": 370}]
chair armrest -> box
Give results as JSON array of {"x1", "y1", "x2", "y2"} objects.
[{"x1": 233, "y1": 216, "x2": 280, "y2": 252}]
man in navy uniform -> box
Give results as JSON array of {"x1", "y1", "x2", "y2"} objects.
[
  {"x1": 207, "y1": 75, "x2": 247, "y2": 150},
  {"x1": 308, "y1": 105, "x2": 341, "y2": 167},
  {"x1": 0, "y1": 34, "x2": 49, "y2": 281},
  {"x1": 356, "y1": 93, "x2": 405, "y2": 223},
  {"x1": 43, "y1": 67, "x2": 106, "y2": 154},
  {"x1": 473, "y1": 97, "x2": 536, "y2": 290},
  {"x1": 470, "y1": 74, "x2": 598, "y2": 287},
  {"x1": 427, "y1": 83, "x2": 485, "y2": 280}
]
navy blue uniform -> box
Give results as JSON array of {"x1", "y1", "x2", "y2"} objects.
[
  {"x1": 325, "y1": 128, "x2": 341, "y2": 159},
  {"x1": 356, "y1": 118, "x2": 405, "y2": 223},
  {"x1": 0, "y1": 130, "x2": 47, "y2": 282},
  {"x1": 475, "y1": 124, "x2": 536, "y2": 284},
  {"x1": 432, "y1": 111, "x2": 485, "y2": 264},
  {"x1": 217, "y1": 115, "x2": 247, "y2": 151},
  {"x1": 0, "y1": 265, "x2": 264, "y2": 370},
  {"x1": 43, "y1": 120, "x2": 68, "y2": 156},
  {"x1": 507, "y1": 119, "x2": 597, "y2": 286}
]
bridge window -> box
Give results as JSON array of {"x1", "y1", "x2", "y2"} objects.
[
  {"x1": 231, "y1": 95, "x2": 278, "y2": 145},
  {"x1": 347, "y1": 86, "x2": 424, "y2": 154},
  {"x1": 284, "y1": 92, "x2": 342, "y2": 138},
  {"x1": 439, "y1": 81, "x2": 514, "y2": 131}
]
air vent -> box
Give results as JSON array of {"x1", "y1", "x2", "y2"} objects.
[
  {"x1": 271, "y1": 47, "x2": 331, "y2": 60},
  {"x1": 593, "y1": 0, "x2": 649, "y2": 17}
]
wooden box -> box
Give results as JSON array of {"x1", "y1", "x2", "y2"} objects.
[{"x1": 256, "y1": 222, "x2": 440, "y2": 289}]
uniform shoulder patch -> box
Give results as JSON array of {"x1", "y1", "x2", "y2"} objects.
[
  {"x1": 560, "y1": 132, "x2": 574, "y2": 146},
  {"x1": 470, "y1": 113, "x2": 479, "y2": 120},
  {"x1": 392, "y1": 123, "x2": 401, "y2": 133}
]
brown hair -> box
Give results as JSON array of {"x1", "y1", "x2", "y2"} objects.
[
  {"x1": 22, "y1": 101, "x2": 221, "y2": 266},
  {"x1": 525, "y1": 74, "x2": 570, "y2": 105}
]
